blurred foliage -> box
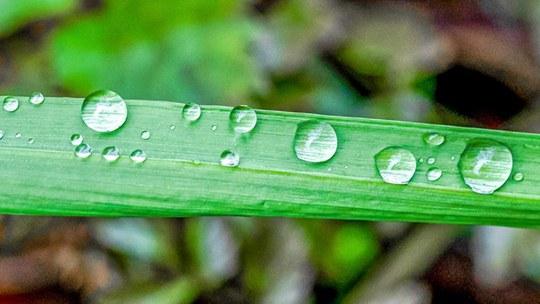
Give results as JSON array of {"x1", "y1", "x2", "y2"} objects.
[
  {"x1": 0, "y1": 0, "x2": 76, "y2": 37},
  {"x1": 50, "y1": 0, "x2": 267, "y2": 102}
]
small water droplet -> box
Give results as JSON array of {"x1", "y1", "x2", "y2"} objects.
[
  {"x1": 169, "y1": 124, "x2": 176, "y2": 130},
  {"x1": 27, "y1": 138, "x2": 34, "y2": 144},
  {"x1": 140, "y1": 130, "x2": 151, "y2": 140},
  {"x1": 0, "y1": 130, "x2": 4, "y2": 140},
  {"x1": 375, "y1": 147, "x2": 417, "y2": 185},
  {"x1": 74, "y1": 143, "x2": 92, "y2": 159},
  {"x1": 294, "y1": 120, "x2": 338, "y2": 163},
  {"x1": 29, "y1": 92, "x2": 45, "y2": 105},
  {"x1": 15, "y1": 132, "x2": 21, "y2": 138},
  {"x1": 419, "y1": 158, "x2": 424, "y2": 163},
  {"x1": 423, "y1": 133, "x2": 445, "y2": 146},
  {"x1": 102, "y1": 146, "x2": 120, "y2": 162},
  {"x1": 513, "y1": 172, "x2": 524, "y2": 182},
  {"x1": 130, "y1": 149, "x2": 147, "y2": 163},
  {"x1": 81, "y1": 90, "x2": 128, "y2": 133},
  {"x1": 451, "y1": 156, "x2": 456, "y2": 161},
  {"x1": 3, "y1": 97, "x2": 19, "y2": 112},
  {"x1": 230, "y1": 106, "x2": 257, "y2": 134},
  {"x1": 182, "y1": 103, "x2": 201, "y2": 122},
  {"x1": 427, "y1": 167, "x2": 442, "y2": 181},
  {"x1": 427, "y1": 157, "x2": 436, "y2": 165},
  {"x1": 211, "y1": 125, "x2": 217, "y2": 131},
  {"x1": 70, "y1": 134, "x2": 83, "y2": 146},
  {"x1": 220, "y1": 150, "x2": 240, "y2": 167},
  {"x1": 459, "y1": 139, "x2": 513, "y2": 194}
]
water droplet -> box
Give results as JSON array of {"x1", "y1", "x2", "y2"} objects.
[
  {"x1": 27, "y1": 138, "x2": 34, "y2": 144},
  {"x1": 182, "y1": 103, "x2": 201, "y2": 122},
  {"x1": 74, "y1": 143, "x2": 92, "y2": 159},
  {"x1": 169, "y1": 124, "x2": 176, "y2": 130},
  {"x1": 427, "y1": 157, "x2": 436, "y2": 165},
  {"x1": 0, "y1": 130, "x2": 4, "y2": 140},
  {"x1": 458, "y1": 139, "x2": 513, "y2": 194},
  {"x1": 427, "y1": 167, "x2": 442, "y2": 181},
  {"x1": 81, "y1": 90, "x2": 128, "y2": 133},
  {"x1": 423, "y1": 133, "x2": 445, "y2": 146},
  {"x1": 29, "y1": 92, "x2": 45, "y2": 105},
  {"x1": 140, "y1": 130, "x2": 151, "y2": 140},
  {"x1": 375, "y1": 147, "x2": 417, "y2": 185},
  {"x1": 15, "y1": 132, "x2": 21, "y2": 138},
  {"x1": 451, "y1": 156, "x2": 456, "y2": 161},
  {"x1": 70, "y1": 134, "x2": 83, "y2": 146},
  {"x1": 3, "y1": 97, "x2": 19, "y2": 112},
  {"x1": 102, "y1": 146, "x2": 120, "y2": 162},
  {"x1": 211, "y1": 125, "x2": 217, "y2": 131},
  {"x1": 130, "y1": 149, "x2": 147, "y2": 163},
  {"x1": 513, "y1": 172, "x2": 524, "y2": 182},
  {"x1": 419, "y1": 158, "x2": 424, "y2": 163},
  {"x1": 220, "y1": 150, "x2": 240, "y2": 167},
  {"x1": 293, "y1": 120, "x2": 338, "y2": 163},
  {"x1": 230, "y1": 106, "x2": 257, "y2": 134}
]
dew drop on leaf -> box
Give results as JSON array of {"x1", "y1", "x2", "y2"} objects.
[
  {"x1": 423, "y1": 133, "x2": 445, "y2": 146},
  {"x1": 182, "y1": 103, "x2": 201, "y2": 122},
  {"x1": 513, "y1": 172, "x2": 524, "y2": 182},
  {"x1": 29, "y1": 92, "x2": 45, "y2": 105},
  {"x1": 427, "y1": 167, "x2": 442, "y2": 181},
  {"x1": 375, "y1": 147, "x2": 417, "y2": 185},
  {"x1": 220, "y1": 150, "x2": 240, "y2": 167},
  {"x1": 130, "y1": 149, "x2": 147, "y2": 163},
  {"x1": 294, "y1": 120, "x2": 338, "y2": 163},
  {"x1": 74, "y1": 143, "x2": 92, "y2": 159},
  {"x1": 81, "y1": 90, "x2": 128, "y2": 133},
  {"x1": 140, "y1": 130, "x2": 151, "y2": 140},
  {"x1": 70, "y1": 134, "x2": 83, "y2": 146},
  {"x1": 102, "y1": 146, "x2": 120, "y2": 162},
  {"x1": 458, "y1": 139, "x2": 512, "y2": 194},
  {"x1": 3, "y1": 97, "x2": 19, "y2": 112},
  {"x1": 230, "y1": 105, "x2": 257, "y2": 134}
]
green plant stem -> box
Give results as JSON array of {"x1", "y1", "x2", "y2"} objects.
[{"x1": 0, "y1": 96, "x2": 539, "y2": 227}]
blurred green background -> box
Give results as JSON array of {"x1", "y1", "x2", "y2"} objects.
[{"x1": 1, "y1": 0, "x2": 540, "y2": 303}]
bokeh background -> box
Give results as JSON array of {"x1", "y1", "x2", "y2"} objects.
[{"x1": 1, "y1": 0, "x2": 540, "y2": 303}]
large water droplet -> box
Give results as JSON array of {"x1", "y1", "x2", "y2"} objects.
[
  {"x1": 423, "y1": 133, "x2": 445, "y2": 146},
  {"x1": 130, "y1": 149, "x2": 147, "y2": 163},
  {"x1": 220, "y1": 150, "x2": 240, "y2": 167},
  {"x1": 140, "y1": 130, "x2": 151, "y2": 140},
  {"x1": 81, "y1": 90, "x2": 128, "y2": 133},
  {"x1": 70, "y1": 134, "x2": 83, "y2": 146},
  {"x1": 458, "y1": 139, "x2": 512, "y2": 194},
  {"x1": 3, "y1": 97, "x2": 19, "y2": 112},
  {"x1": 102, "y1": 146, "x2": 120, "y2": 162},
  {"x1": 294, "y1": 120, "x2": 338, "y2": 163},
  {"x1": 29, "y1": 92, "x2": 45, "y2": 105},
  {"x1": 230, "y1": 106, "x2": 257, "y2": 134},
  {"x1": 427, "y1": 167, "x2": 442, "y2": 181},
  {"x1": 375, "y1": 147, "x2": 417, "y2": 185},
  {"x1": 74, "y1": 143, "x2": 92, "y2": 159},
  {"x1": 182, "y1": 103, "x2": 201, "y2": 122}
]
